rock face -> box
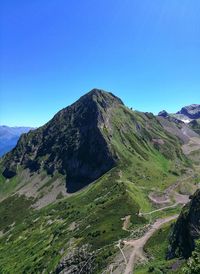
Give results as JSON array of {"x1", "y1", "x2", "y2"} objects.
[
  {"x1": 177, "y1": 104, "x2": 200, "y2": 120},
  {"x1": 158, "y1": 110, "x2": 169, "y2": 118},
  {"x1": 2, "y1": 89, "x2": 121, "y2": 192},
  {"x1": 55, "y1": 245, "x2": 95, "y2": 274},
  {"x1": 168, "y1": 190, "x2": 200, "y2": 259},
  {"x1": 158, "y1": 104, "x2": 200, "y2": 125},
  {"x1": 189, "y1": 120, "x2": 200, "y2": 135}
]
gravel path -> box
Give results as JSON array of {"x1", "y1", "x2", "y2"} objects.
[{"x1": 123, "y1": 215, "x2": 178, "y2": 274}]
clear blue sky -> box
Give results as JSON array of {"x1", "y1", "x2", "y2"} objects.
[{"x1": 0, "y1": 0, "x2": 200, "y2": 127}]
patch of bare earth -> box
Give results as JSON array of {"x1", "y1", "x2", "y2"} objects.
[
  {"x1": 103, "y1": 245, "x2": 133, "y2": 274},
  {"x1": 16, "y1": 171, "x2": 69, "y2": 209},
  {"x1": 67, "y1": 222, "x2": 78, "y2": 231},
  {"x1": 148, "y1": 181, "x2": 180, "y2": 205},
  {"x1": 174, "y1": 192, "x2": 190, "y2": 204},
  {"x1": 33, "y1": 179, "x2": 68, "y2": 209},
  {"x1": 148, "y1": 192, "x2": 170, "y2": 205},
  {"x1": 182, "y1": 137, "x2": 200, "y2": 155},
  {"x1": 105, "y1": 216, "x2": 178, "y2": 274},
  {"x1": 122, "y1": 215, "x2": 131, "y2": 231},
  {"x1": 16, "y1": 170, "x2": 50, "y2": 198}
]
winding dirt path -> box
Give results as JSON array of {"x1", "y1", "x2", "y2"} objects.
[
  {"x1": 148, "y1": 174, "x2": 193, "y2": 206},
  {"x1": 122, "y1": 215, "x2": 131, "y2": 231},
  {"x1": 116, "y1": 240, "x2": 127, "y2": 265},
  {"x1": 139, "y1": 203, "x2": 179, "y2": 216},
  {"x1": 140, "y1": 191, "x2": 190, "y2": 217},
  {"x1": 123, "y1": 215, "x2": 178, "y2": 274}
]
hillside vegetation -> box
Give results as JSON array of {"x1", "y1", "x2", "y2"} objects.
[{"x1": 0, "y1": 89, "x2": 199, "y2": 273}]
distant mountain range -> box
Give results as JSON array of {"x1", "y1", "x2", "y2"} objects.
[
  {"x1": 158, "y1": 104, "x2": 200, "y2": 135},
  {"x1": 0, "y1": 126, "x2": 33, "y2": 157},
  {"x1": 158, "y1": 104, "x2": 200, "y2": 123}
]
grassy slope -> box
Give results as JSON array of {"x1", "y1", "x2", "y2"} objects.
[
  {"x1": 0, "y1": 168, "x2": 145, "y2": 273},
  {"x1": 0, "y1": 194, "x2": 34, "y2": 232},
  {"x1": 0, "y1": 105, "x2": 190, "y2": 273},
  {"x1": 0, "y1": 170, "x2": 20, "y2": 199}
]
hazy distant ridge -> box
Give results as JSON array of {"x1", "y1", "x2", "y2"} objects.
[{"x1": 0, "y1": 125, "x2": 33, "y2": 156}]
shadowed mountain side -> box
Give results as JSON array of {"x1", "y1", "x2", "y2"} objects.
[
  {"x1": 1, "y1": 89, "x2": 121, "y2": 192},
  {"x1": 167, "y1": 189, "x2": 200, "y2": 259},
  {"x1": 177, "y1": 104, "x2": 200, "y2": 120}
]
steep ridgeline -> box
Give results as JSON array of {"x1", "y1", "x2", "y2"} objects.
[
  {"x1": 0, "y1": 89, "x2": 193, "y2": 273},
  {"x1": 177, "y1": 104, "x2": 200, "y2": 120},
  {"x1": 168, "y1": 189, "x2": 200, "y2": 259},
  {"x1": 157, "y1": 114, "x2": 199, "y2": 144},
  {"x1": 189, "y1": 119, "x2": 200, "y2": 135},
  {"x1": 2, "y1": 90, "x2": 120, "y2": 192},
  {"x1": 158, "y1": 104, "x2": 200, "y2": 125},
  {"x1": 1, "y1": 89, "x2": 187, "y2": 196}
]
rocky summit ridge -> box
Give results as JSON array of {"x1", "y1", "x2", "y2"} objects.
[
  {"x1": 168, "y1": 189, "x2": 200, "y2": 259},
  {"x1": 158, "y1": 104, "x2": 200, "y2": 124},
  {"x1": 2, "y1": 89, "x2": 122, "y2": 192},
  {"x1": 177, "y1": 104, "x2": 200, "y2": 120}
]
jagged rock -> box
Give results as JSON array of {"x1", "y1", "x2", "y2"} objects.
[
  {"x1": 158, "y1": 110, "x2": 169, "y2": 118},
  {"x1": 189, "y1": 119, "x2": 200, "y2": 135},
  {"x1": 167, "y1": 189, "x2": 200, "y2": 259},
  {"x1": 55, "y1": 245, "x2": 95, "y2": 274},
  {"x1": 177, "y1": 104, "x2": 200, "y2": 120}
]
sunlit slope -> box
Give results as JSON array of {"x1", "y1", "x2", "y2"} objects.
[
  {"x1": 0, "y1": 89, "x2": 191, "y2": 273},
  {"x1": 0, "y1": 89, "x2": 188, "y2": 203}
]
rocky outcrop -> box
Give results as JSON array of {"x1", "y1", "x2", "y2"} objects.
[
  {"x1": 189, "y1": 120, "x2": 200, "y2": 135},
  {"x1": 158, "y1": 110, "x2": 169, "y2": 118},
  {"x1": 167, "y1": 189, "x2": 200, "y2": 259},
  {"x1": 177, "y1": 104, "x2": 200, "y2": 120},
  {"x1": 55, "y1": 245, "x2": 95, "y2": 274}
]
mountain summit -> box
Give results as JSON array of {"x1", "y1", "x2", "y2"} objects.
[
  {"x1": 2, "y1": 89, "x2": 122, "y2": 192},
  {"x1": 177, "y1": 104, "x2": 200, "y2": 120},
  {"x1": 2, "y1": 88, "x2": 186, "y2": 195}
]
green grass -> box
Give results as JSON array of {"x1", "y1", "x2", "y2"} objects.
[
  {"x1": 0, "y1": 168, "x2": 147, "y2": 273},
  {"x1": 105, "y1": 106, "x2": 186, "y2": 194},
  {"x1": 0, "y1": 194, "x2": 34, "y2": 232},
  {"x1": 0, "y1": 172, "x2": 20, "y2": 199},
  {"x1": 126, "y1": 181, "x2": 153, "y2": 213}
]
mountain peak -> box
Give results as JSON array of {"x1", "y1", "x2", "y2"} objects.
[
  {"x1": 76, "y1": 88, "x2": 124, "y2": 108},
  {"x1": 2, "y1": 89, "x2": 123, "y2": 192},
  {"x1": 158, "y1": 110, "x2": 169, "y2": 118},
  {"x1": 177, "y1": 104, "x2": 200, "y2": 119}
]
